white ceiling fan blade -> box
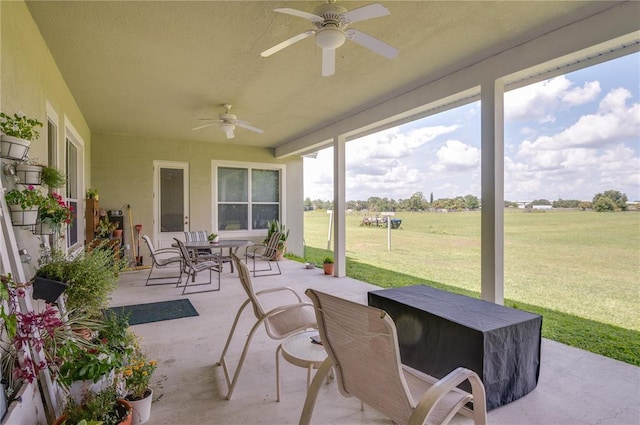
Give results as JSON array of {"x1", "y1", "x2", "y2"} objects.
[
  {"x1": 273, "y1": 8, "x2": 324, "y2": 23},
  {"x1": 192, "y1": 122, "x2": 221, "y2": 131},
  {"x1": 261, "y1": 30, "x2": 315, "y2": 57},
  {"x1": 236, "y1": 120, "x2": 264, "y2": 134},
  {"x1": 345, "y1": 29, "x2": 399, "y2": 59},
  {"x1": 342, "y1": 3, "x2": 390, "y2": 24},
  {"x1": 322, "y1": 48, "x2": 335, "y2": 77}
]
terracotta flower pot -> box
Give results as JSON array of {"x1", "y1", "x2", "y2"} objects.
[{"x1": 323, "y1": 263, "x2": 334, "y2": 275}]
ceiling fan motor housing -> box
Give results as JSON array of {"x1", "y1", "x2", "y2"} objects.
[{"x1": 314, "y1": 3, "x2": 348, "y2": 49}]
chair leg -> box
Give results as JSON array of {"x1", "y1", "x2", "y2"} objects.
[
  {"x1": 217, "y1": 303, "x2": 266, "y2": 400},
  {"x1": 145, "y1": 262, "x2": 184, "y2": 286},
  {"x1": 298, "y1": 358, "x2": 333, "y2": 425},
  {"x1": 181, "y1": 266, "x2": 221, "y2": 295}
]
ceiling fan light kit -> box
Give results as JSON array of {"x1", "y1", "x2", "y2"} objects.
[
  {"x1": 315, "y1": 27, "x2": 346, "y2": 49},
  {"x1": 261, "y1": 1, "x2": 399, "y2": 76}
]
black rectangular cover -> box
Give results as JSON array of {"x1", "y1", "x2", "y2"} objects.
[{"x1": 368, "y1": 285, "x2": 541, "y2": 410}]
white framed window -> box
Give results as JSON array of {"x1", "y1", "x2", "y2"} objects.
[
  {"x1": 212, "y1": 161, "x2": 285, "y2": 234},
  {"x1": 64, "y1": 118, "x2": 85, "y2": 250}
]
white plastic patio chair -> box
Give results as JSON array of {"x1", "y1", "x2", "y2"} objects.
[
  {"x1": 300, "y1": 289, "x2": 488, "y2": 425},
  {"x1": 217, "y1": 253, "x2": 317, "y2": 399}
]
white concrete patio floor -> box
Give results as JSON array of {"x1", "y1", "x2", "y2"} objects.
[{"x1": 111, "y1": 258, "x2": 640, "y2": 425}]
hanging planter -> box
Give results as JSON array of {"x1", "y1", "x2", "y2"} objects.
[
  {"x1": 7, "y1": 205, "x2": 39, "y2": 226},
  {"x1": 32, "y1": 219, "x2": 55, "y2": 235},
  {"x1": 0, "y1": 112, "x2": 42, "y2": 160},
  {"x1": 0, "y1": 135, "x2": 31, "y2": 160},
  {"x1": 32, "y1": 276, "x2": 68, "y2": 303},
  {"x1": 15, "y1": 163, "x2": 43, "y2": 186}
]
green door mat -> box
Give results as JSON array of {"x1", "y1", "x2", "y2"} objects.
[{"x1": 108, "y1": 299, "x2": 199, "y2": 325}]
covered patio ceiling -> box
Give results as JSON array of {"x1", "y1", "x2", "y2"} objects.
[{"x1": 24, "y1": 1, "x2": 639, "y2": 154}]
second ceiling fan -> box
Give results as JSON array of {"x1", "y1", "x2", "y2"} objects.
[
  {"x1": 192, "y1": 104, "x2": 263, "y2": 139},
  {"x1": 261, "y1": 1, "x2": 398, "y2": 76}
]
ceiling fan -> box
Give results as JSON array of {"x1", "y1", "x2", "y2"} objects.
[
  {"x1": 192, "y1": 104, "x2": 264, "y2": 139},
  {"x1": 261, "y1": 0, "x2": 399, "y2": 77}
]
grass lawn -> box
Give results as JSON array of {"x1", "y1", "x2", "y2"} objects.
[{"x1": 301, "y1": 209, "x2": 640, "y2": 366}]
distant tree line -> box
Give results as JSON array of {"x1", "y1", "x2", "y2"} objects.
[{"x1": 304, "y1": 189, "x2": 635, "y2": 213}]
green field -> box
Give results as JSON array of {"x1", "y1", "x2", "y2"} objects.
[{"x1": 302, "y1": 209, "x2": 640, "y2": 365}]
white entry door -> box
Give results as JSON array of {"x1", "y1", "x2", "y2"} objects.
[{"x1": 154, "y1": 161, "x2": 189, "y2": 249}]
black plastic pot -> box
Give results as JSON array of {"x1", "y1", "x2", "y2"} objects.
[{"x1": 32, "y1": 277, "x2": 68, "y2": 303}]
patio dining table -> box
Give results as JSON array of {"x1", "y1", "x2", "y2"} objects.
[{"x1": 173, "y1": 239, "x2": 254, "y2": 273}]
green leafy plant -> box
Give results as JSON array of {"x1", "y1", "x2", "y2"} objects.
[
  {"x1": 0, "y1": 111, "x2": 43, "y2": 141},
  {"x1": 38, "y1": 246, "x2": 126, "y2": 319},
  {"x1": 4, "y1": 185, "x2": 46, "y2": 209},
  {"x1": 86, "y1": 188, "x2": 99, "y2": 200},
  {"x1": 62, "y1": 385, "x2": 130, "y2": 425},
  {"x1": 207, "y1": 233, "x2": 218, "y2": 241},
  {"x1": 41, "y1": 166, "x2": 67, "y2": 188},
  {"x1": 264, "y1": 220, "x2": 289, "y2": 250},
  {"x1": 323, "y1": 256, "x2": 334, "y2": 264},
  {"x1": 95, "y1": 220, "x2": 118, "y2": 239}
]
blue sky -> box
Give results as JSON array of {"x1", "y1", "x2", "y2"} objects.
[{"x1": 304, "y1": 52, "x2": 640, "y2": 202}]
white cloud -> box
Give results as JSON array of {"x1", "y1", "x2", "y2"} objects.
[
  {"x1": 431, "y1": 140, "x2": 480, "y2": 172},
  {"x1": 505, "y1": 76, "x2": 601, "y2": 122},
  {"x1": 517, "y1": 87, "x2": 640, "y2": 152},
  {"x1": 352, "y1": 124, "x2": 459, "y2": 160}
]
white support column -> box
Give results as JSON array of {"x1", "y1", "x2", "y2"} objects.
[
  {"x1": 333, "y1": 135, "x2": 346, "y2": 277},
  {"x1": 480, "y1": 79, "x2": 505, "y2": 304}
]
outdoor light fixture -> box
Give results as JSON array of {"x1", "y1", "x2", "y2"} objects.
[
  {"x1": 219, "y1": 123, "x2": 235, "y2": 139},
  {"x1": 315, "y1": 27, "x2": 345, "y2": 50}
]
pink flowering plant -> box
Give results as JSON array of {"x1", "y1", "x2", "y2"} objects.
[
  {"x1": 0, "y1": 274, "x2": 96, "y2": 401},
  {"x1": 39, "y1": 192, "x2": 74, "y2": 232}
]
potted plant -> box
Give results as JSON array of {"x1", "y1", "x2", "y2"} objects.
[
  {"x1": 53, "y1": 385, "x2": 133, "y2": 425},
  {"x1": 323, "y1": 257, "x2": 334, "y2": 275},
  {"x1": 4, "y1": 185, "x2": 47, "y2": 226},
  {"x1": 0, "y1": 275, "x2": 98, "y2": 414},
  {"x1": 35, "y1": 192, "x2": 74, "y2": 235},
  {"x1": 96, "y1": 219, "x2": 118, "y2": 240},
  {"x1": 32, "y1": 251, "x2": 70, "y2": 303},
  {"x1": 86, "y1": 188, "x2": 99, "y2": 200},
  {"x1": 41, "y1": 165, "x2": 67, "y2": 188},
  {"x1": 207, "y1": 233, "x2": 219, "y2": 243},
  {"x1": 15, "y1": 159, "x2": 44, "y2": 186},
  {"x1": 0, "y1": 111, "x2": 43, "y2": 160},
  {"x1": 63, "y1": 245, "x2": 127, "y2": 319},
  {"x1": 122, "y1": 343, "x2": 156, "y2": 425},
  {"x1": 264, "y1": 220, "x2": 289, "y2": 260}
]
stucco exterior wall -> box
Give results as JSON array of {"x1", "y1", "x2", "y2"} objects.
[
  {"x1": 90, "y1": 132, "x2": 304, "y2": 257},
  {"x1": 1, "y1": 1, "x2": 91, "y2": 262}
]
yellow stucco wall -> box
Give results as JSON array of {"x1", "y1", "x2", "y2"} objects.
[
  {"x1": 91, "y1": 132, "x2": 304, "y2": 258},
  {"x1": 1, "y1": 1, "x2": 91, "y2": 260},
  {"x1": 1, "y1": 1, "x2": 304, "y2": 259},
  {"x1": 1, "y1": 1, "x2": 90, "y2": 173}
]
